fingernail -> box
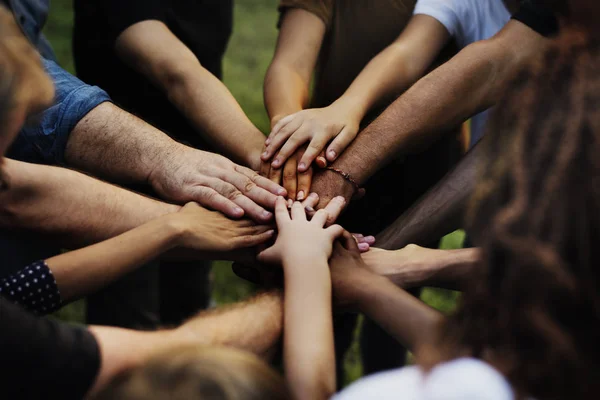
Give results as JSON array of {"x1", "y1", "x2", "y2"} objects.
[
  {"x1": 262, "y1": 151, "x2": 269, "y2": 158},
  {"x1": 298, "y1": 162, "x2": 306, "y2": 171},
  {"x1": 266, "y1": 229, "x2": 275, "y2": 236},
  {"x1": 354, "y1": 234, "x2": 364, "y2": 238},
  {"x1": 335, "y1": 196, "x2": 346, "y2": 203},
  {"x1": 265, "y1": 138, "x2": 271, "y2": 145},
  {"x1": 358, "y1": 243, "x2": 369, "y2": 251},
  {"x1": 309, "y1": 192, "x2": 318, "y2": 199},
  {"x1": 365, "y1": 236, "x2": 376, "y2": 244},
  {"x1": 305, "y1": 206, "x2": 315, "y2": 213},
  {"x1": 287, "y1": 199, "x2": 293, "y2": 208},
  {"x1": 277, "y1": 188, "x2": 287, "y2": 196},
  {"x1": 297, "y1": 191, "x2": 305, "y2": 201},
  {"x1": 234, "y1": 207, "x2": 244, "y2": 215},
  {"x1": 272, "y1": 159, "x2": 281, "y2": 168},
  {"x1": 262, "y1": 210, "x2": 272, "y2": 219},
  {"x1": 328, "y1": 150, "x2": 337, "y2": 159}
]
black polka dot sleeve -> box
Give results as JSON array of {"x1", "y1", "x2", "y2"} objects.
[{"x1": 0, "y1": 260, "x2": 62, "y2": 315}]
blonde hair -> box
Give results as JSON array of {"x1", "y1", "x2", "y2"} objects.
[{"x1": 93, "y1": 346, "x2": 289, "y2": 400}]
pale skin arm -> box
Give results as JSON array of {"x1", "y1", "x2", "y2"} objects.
[
  {"x1": 264, "y1": 15, "x2": 451, "y2": 169},
  {"x1": 88, "y1": 291, "x2": 283, "y2": 396},
  {"x1": 312, "y1": 20, "x2": 550, "y2": 208},
  {"x1": 46, "y1": 203, "x2": 273, "y2": 302},
  {"x1": 114, "y1": 20, "x2": 265, "y2": 170}
]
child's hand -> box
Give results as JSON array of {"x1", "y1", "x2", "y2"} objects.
[{"x1": 258, "y1": 197, "x2": 344, "y2": 267}]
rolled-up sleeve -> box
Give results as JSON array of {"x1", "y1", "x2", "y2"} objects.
[{"x1": 8, "y1": 58, "x2": 112, "y2": 165}]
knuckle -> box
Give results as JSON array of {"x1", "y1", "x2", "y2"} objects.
[
  {"x1": 243, "y1": 180, "x2": 257, "y2": 193},
  {"x1": 226, "y1": 189, "x2": 242, "y2": 201}
]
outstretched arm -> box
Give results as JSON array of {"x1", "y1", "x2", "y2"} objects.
[
  {"x1": 264, "y1": 8, "x2": 325, "y2": 126},
  {"x1": 312, "y1": 20, "x2": 549, "y2": 207},
  {"x1": 262, "y1": 15, "x2": 450, "y2": 169},
  {"x1": 88, "y1": 290, "x2": 283, "y2": 396},
  {"x1": 114, "y1": 20, "x2": 266, "y2": 170}
]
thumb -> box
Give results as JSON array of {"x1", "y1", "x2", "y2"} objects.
[{"x1": 341, "y1": 230, "x2": 360, "y2": 253}]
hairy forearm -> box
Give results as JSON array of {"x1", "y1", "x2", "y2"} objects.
[
  {"x1": 264, "y1": 63, "x2": 309, "y2": 124},
  {"x1": 355, "y1": 273, "x2": 443, "y2": 351},
  {"x1": 166, "y1": 64, "x2": 266, "y2": 169},
  {"x1": 89, "y1": 291, "x2": 283, "y2": 396},
  {"x1": 284, "y1": 264, "x2": 335, "y2": 400},
  {"x1": 0, "y1": 159, "x2": 179, "y2": 247},
  {"x1": 335, "y1": 41, "x2": 510, "y2": 184},
  {"x1": 376, "y1": 141, "x2": 483, "y2": 249},
  {"x1": 65, "y1": 102, "x2": 184, "y2": 184}
]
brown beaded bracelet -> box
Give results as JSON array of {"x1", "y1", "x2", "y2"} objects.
[{"x1": 326, "y1": 167, "x2": 363, "y2": 195}]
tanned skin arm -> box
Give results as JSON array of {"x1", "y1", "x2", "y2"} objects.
[
  {"x1": 312, "y1": 20, "x2": 550, "y2": 207},
  {"x1": 88, "y1": 291, "x2": 283, "y2": 396},
  {"x1": 263, "y1": 8, "x2": 325, "y2": 126},
  {"x1": 0, "y1": 158, "x2": 179, "y2": 248}
]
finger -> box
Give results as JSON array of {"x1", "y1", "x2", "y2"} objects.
[
  {"x1": 205, "y1": 176, "x2": 273, "y2": 222},
  {"x1": 268, "y1": 113, "x2": 297, "y2": 142},
  {"x1": 296, "y1": 164, "x2": 313, "y2": 202},
  {"x1": 265, "y1": 118, "x2": 304, "y2": 162},
  {"x1": 271, "y1": 132, "x2": 308, "y2": 169},
  {"x1": 274, "y1": 196, "x2": 291, "y2": 227},
  {"x1": 268, "y1": 157, "x2": 283, "y2": 185},
  {"x1": 311, "y1": 209, "x2": 330, "y2": 227},
  {"x1": 358, "y1": 243, "x2": 370, "y2": 253},
  {"x1": 186, "y1": 185, "x2": 244, "y2": 219},
  {"x1": 315, "y1": 151, "x2": 328, "y2": 169},
  {"x1": 236, "y1": 165, "x2": 287, "y2": 197},
  {"x1": 363, "y1": 236, "x2": 376, "y2": 245},
  {"x1": 290, "y1": 201, "x2": 307, "y2": 221},
  {"x1": 326, "y1": 126, "x2": 357, "y2": 162},
  {"x1": 235, "y1": 229, "x2": 276, "y2": 248},
  {"x1": 282, "y1": 155, "x2": 298, "y2": 201},
  {"x1": 322, "y1": 196, "x2": 347, "y2": 226},
  {"x1": 301, "y1": 192, "x2": 319, "y2": 209},
  {"x1": 259, "y1": 158, "x2": 271, "y2": 177},
  {"x1": 341, "y1": 230, "x2": 360, "y2": 252},
  {"x1": 326, "y1": 224, "x2": 345, "y2": 240},
  {"x1": 298, "y1": 136, "x2": 330, "y2": 172}
]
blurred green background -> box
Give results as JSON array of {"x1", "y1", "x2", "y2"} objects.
[{"x1": 44, "y1": 0, "x2": 461, "y2": 384}]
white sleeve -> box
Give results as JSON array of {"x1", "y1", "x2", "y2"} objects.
[
  {"x1": 413, "y1": 0, "x2": 462, "y2": 38},
  {"x1": 422, "y1": 358, "x2": 515, "y2": 400},
  {"x1": 333, "y1": 366, "x2": 424, "y2": 400}
]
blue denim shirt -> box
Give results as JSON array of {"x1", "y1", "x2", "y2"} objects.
[
  {"x1": 8, "y1": 59, "x2": 112, "y2": 164},
  {"x1": 4, "y1": 0, "x2": 55, "y2": 60}
]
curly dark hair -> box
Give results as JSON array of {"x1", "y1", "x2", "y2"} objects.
[{"x1": 424, "y1": 30, "x2": 600, "y2": 400}]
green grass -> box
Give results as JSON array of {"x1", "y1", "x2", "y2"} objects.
[{"x1": 44, "y1": 0, "x2": 462, "y2": 384}]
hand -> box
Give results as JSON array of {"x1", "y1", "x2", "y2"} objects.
[
  {"x1": 258, "y1": 197, "x2": 344, "y2": 267},
  {"x1": 149, "y1": 145, "x2": 287, "y2": 223},
  {"x1": 262, "y1": 146, "x2": 313, "y2": 201},
  {"x1": 329, "y1": 231, "x2": 379, "y2": 308},
  {"x1": 170, "y1": 202, "x2": 275, "y2": 252},
  {"x1": 310, "y1": 169, "x2": 355, "y2": 212},
  {"x1": 262, "y1": 104, "x2": 361, "y2": 172}
]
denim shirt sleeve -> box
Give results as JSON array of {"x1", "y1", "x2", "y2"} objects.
[{"x1": 8, "y1": 59, "x2": 112, "y2": 165}]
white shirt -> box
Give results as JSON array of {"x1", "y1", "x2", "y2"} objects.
[
  {"x1": 334, "y1": 358, "x2": 515, "y2": 400},
  {"x1": 413, "y1": 0, "x2": 511, "y2": 146}
]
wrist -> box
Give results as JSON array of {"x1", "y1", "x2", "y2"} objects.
[
  {"x1": 147, "y1": 140, "x2": 188, "y2": 187},
  {"x1": 331, "y1": 96, "x2": 367, "y2": 122}
]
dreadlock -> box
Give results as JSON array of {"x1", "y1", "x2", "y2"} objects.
[{"x1": 422, "y1": 29, "x2": 600, "y2": 400}]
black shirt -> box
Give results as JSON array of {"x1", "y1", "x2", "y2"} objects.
[
  {"x1": 513, "y1": 0, "x2": 560, "y2": 37},
  {"x1": 0, "y1": 299, "x2": 100, "y2": 399},
  {"x1": 72, "y1": 0, "x2": 233, "y2": 148}
]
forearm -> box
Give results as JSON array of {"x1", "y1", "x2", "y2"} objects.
[
  {"x1": 365, "y1": 246, "x2": 481, "y2": 291},
  {"x1": 0, "y1": 159, "x2": 179, "y2": 247},
  {"x1": 65, "y1": 102, "x2": 184, "y2": 184},
  {"x1": 354, "y1": 273, "x2": 443, "y2": 351},
  {"x1": 335, "y1": 41, "x2": 511, "y2": 184},
  {"x1": 284, "y1": 263, "x2": 335, "y2": 400},
  {"x1": 167, "y1": 64, "x2": 266, "y2": 169},
  {"x1": 46, "y1": 216, "x2": 180, "y2": 302},
  {"x1": 264, "y1": 63, "x2": 308, "y2": 125},
  {"x1": 376, "y1": 141, "x2": 483, "y2": 249},
  {"x1": 89, "y1": 290, "x2": 284, "y2": 394}
]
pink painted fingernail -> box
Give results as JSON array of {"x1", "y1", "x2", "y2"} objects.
[
  {"x1": 365, "y1": 236, "x2": 376, "y2": 244},
  {"x1": 358, "y1": 243, "x2": 369, "y2": 251},
  {"x1": 297, "y1": 191, "x2": 305, "y2": 201}
]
